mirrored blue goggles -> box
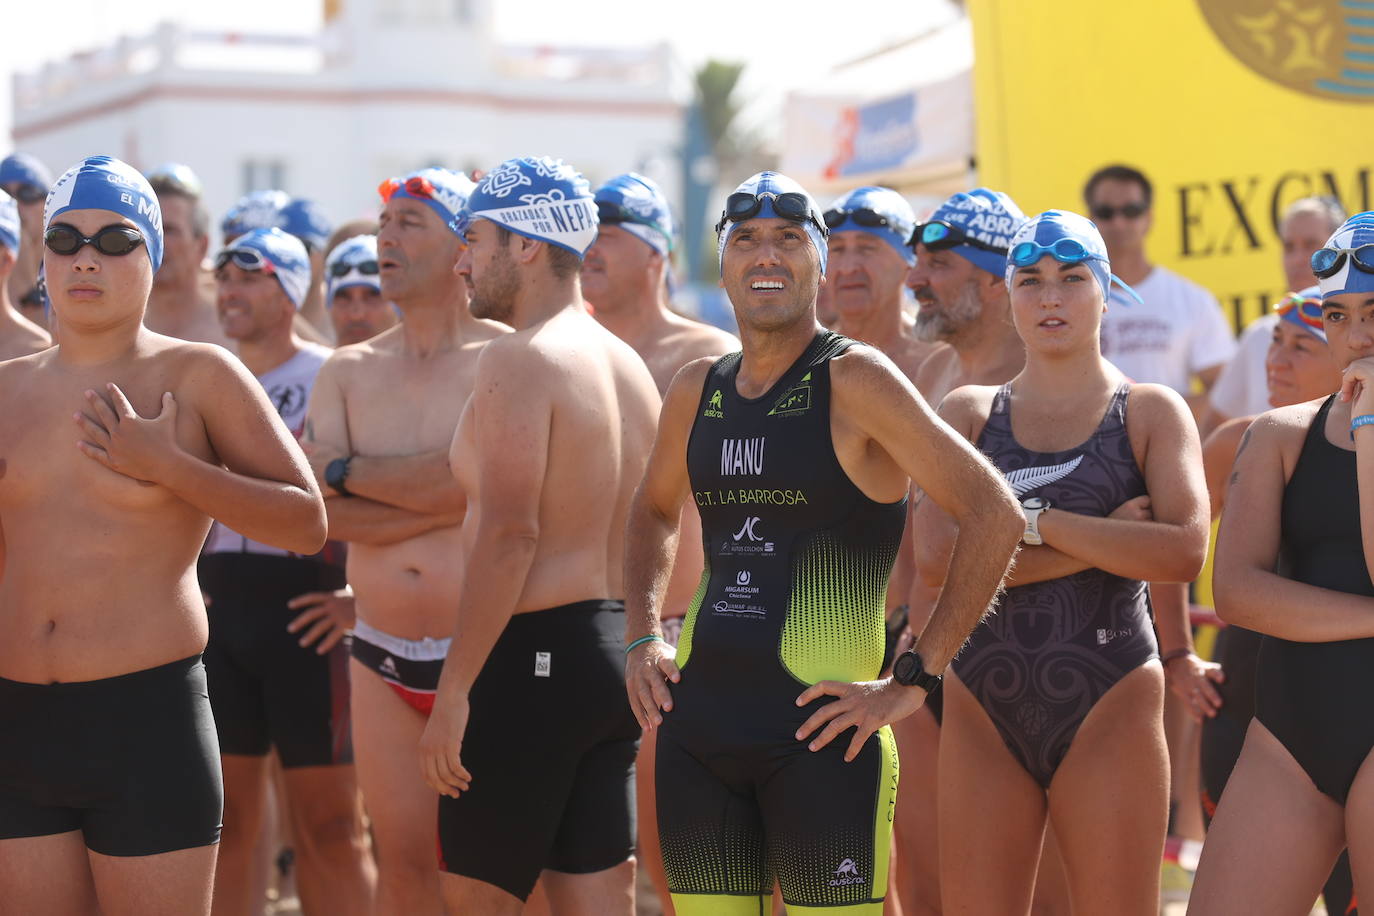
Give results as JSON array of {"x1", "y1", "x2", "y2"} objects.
[
  {"x1": 1009, "y1": 238, "x2": 1104, "y2": 268},
  {"x1": 1311, "y1": 244, "x2": 1374, "y2": 280},
  {"x1": 911, "y1": 220, "x2": 1006, "y2": 254}
]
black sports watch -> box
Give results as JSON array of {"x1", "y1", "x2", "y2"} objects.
[
  {"x1": 892, "y1": 650, "x2": 942, "y2": 692},
  {"x1": 325, "y1": 456, "x2": 354, "y2": 496}
]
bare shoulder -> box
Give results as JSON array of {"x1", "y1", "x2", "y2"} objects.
[
  {"x1": 664, "y1": 356, "x2": 716, "y2": 406},
  {"x1": 663, "y1": 313, "x2": 740, "y2": 361},
  {"x1": 938, "y1": 384, "x2": 999, "y2": 439},
  {"x1": 1249, "y1": 399, "x2": 1324, "y2": 450},
  {"x1": 1203, "y1": 415, "x2": 1252, "y2": 466},
  {"x1": 912, "y1": 344, "x2": 955, "y2": 394},
  {"x1": 830, "y1": 341, "x2": 907, "y2": 394}
]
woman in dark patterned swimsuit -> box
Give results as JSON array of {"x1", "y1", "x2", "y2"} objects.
[{"x1": 912, "y1": 210, "x2": 1209, "y2": 914}]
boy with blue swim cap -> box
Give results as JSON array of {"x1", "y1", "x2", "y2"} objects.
[
  {"x1": 0, "y1": 153, "x2": 330, "y2": 914},
  {"x1": 422, "y1": 155, "x2": 662, "y2": 913},
  {"x1": 0, "y1": 194, "x2": 50, "y2": 359}
]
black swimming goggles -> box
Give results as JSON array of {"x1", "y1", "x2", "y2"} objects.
[
  {"x1": 823, "y1": 207, "x2": 892, "y2": 231},
  {"x1": 44, "y1": 224, "x2": 146, "y2": 257},
  {"x1": 910, "y1": 220, "x2": 1007, "y2": 254},
  {"x1": 214, "y1": 248, "x2": 276, "y2": 274},
  {"x1": 5, "y1": 183, "x2": 46, "y2": 205},
  {"x1": 595, "y1": 200, "x2": 672, "y2": 240},
  {"x1": 715, "y1": 191, "x2": 828, "y2": 237},
  {"x1": 329, "y1": 258, "x2": 379, "y2": 278},
  {"x1": 1311, "y1": 245, "x2": 1374, "y2": 280}
]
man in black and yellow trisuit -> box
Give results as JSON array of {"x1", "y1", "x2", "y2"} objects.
[{"x1": 623, "y1": 170, "x2": 1024, "y2": 914}]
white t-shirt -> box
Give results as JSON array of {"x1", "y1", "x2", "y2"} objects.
[
  {"x1": 1207, "y1": 313, "x2": 1277, "y2": 420},
  {"x1": 204, "y1": 342, "x2": 332, "y2": 556},
  {"x1": 1099, "y1": 266, "x2": 1237, "y2": 392}
]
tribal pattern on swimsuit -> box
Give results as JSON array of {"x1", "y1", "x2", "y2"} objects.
[{"x1": 952, "y1": 383, "x2": 1158, "y2": 788}]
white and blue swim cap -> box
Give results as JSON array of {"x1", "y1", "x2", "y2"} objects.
[
  {"x1": 824, "y1": 186, "x2": 917, "y2": 267},
  {"x1": 217, "y1": 227, "x2": 311, "y2": 310},
  {"x1": 1006, "y1": 209, "x2": 1141, "y2": 306},
  {"x1": 463, "y1": 157, "x2": 598, "y2": 258},
  {"x1": 0, "y1": 195, "x2": 19, "y2": 254},
  {"x1": 594, "y1": 173, "x2": 674, "y2": 255},
  {"x1": 280, "y1": 198, "x2": 332, "y2": 252},
  {"x1": 1315, "y1": 212, "x2": 1374, "y2": 300},
  {"x1": 222, "y1": 189, "x2": 288, "y2": 242},
  {"x1": 716, "y1": 171, "x2": 829, "y2": 274},
  {"x1": 380, "y1": 168, "x2": 476, "y2": 239},
  {"x1": 326, "y1": 235, "x2": 380, "y2": 304},
  {"x1": 921, "y1": 188, "x2": 1025, "y2": 278},
  {"x1": 45, "y1": 155, "x2": 164, "y2": 273}
]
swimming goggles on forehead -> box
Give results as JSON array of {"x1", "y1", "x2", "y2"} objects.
[
  {"x1": 214, "y1": 248, "x2": 276, "y2": 274},
  {"x1": 44, "y1": 224, "x2": 145, "y2": 257},
  {"x1": 823, "y1": 207, "x2": 892, "y2": 230},
  {"x1": 378, "y1": 175, "x2": 438, "y2": 203},
  {"x1": 1274, "y1": 292, "x2": 1324, "y2": 329},
  {"x1": 1009, "y1": 237, "x2": 1105, "y2": 268},
  {"x1": 715, "y1": 191, "x2": 828, "y2": 236},
  {"x1": 328, "y1": 258, "x2": 379, "y2": 278},
  {"x1": 910, "y1": 220, "x2": 1007, "y2": 254},
  {"x1": 1311, "y1": 244, "x2": 1374, "y2": 280}
]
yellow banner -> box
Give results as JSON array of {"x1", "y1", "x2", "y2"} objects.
[{"x1": 970, "y1": 0, "x2": 1374, "y2": 330}]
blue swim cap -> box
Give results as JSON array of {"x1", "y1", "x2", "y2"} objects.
[
  {"x1": 825, "y1": 186, "x2": 916, "y2": 267},
  {"x1": 326, "y1": 235, "x2": 380, "y2": 304},
  {"x1": 0, "y1": 195, "x2": 19, "y2": 254},
  {"x1": 717, "y1": 170, "x2": 828, "y2": 274},
  {"x1": 219, "y1": 227, "x2": 311, "y2": 310},
  {"x1": 925, "y1": 188, "x2": 1025, "y2": 277},
  {"x1": 594, "y1": 172, "x2": 674, "y2": 255},
  {"x1": 381, "y1": 168, "x2": 475, "y2": 239},
  {"x1": 1317, "y1": 212, "x2": 1374, "y2": 300},
  {"x1": 45, "y1": 155, "x2": 163, "y2": 273},
  {"x1": 222, "y1": 189, "x2": 288, "y2": 242},
  {"x1": 1, "y1": 152, "x2": 53, "y2": 195},
  {"x1": 463, "y1": 157, "x2": 598, "y2": 258},
  {"x1": 144, "y1": 162, "x2": 203, "y2": 197},
  {"x1": 1275, "y1": 286, "x2": 1326, "y2": 342},
  {"x1": 280, "y1": 198, "x2": 332, "y2": 251},
  {"x1": 1006, "y1": 209, "x2": 1140, "y2": 306}
]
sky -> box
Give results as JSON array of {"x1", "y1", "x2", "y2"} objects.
[{"x1": 2, "y1": 0, "x2": 961, "y2": 149}]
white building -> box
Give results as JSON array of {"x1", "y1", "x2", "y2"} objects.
[{"x1": 11, "y1": 0, "x2": 686, "y2": 244}]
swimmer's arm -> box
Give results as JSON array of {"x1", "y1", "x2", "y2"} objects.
[
  {"x1": 435, "y1": 348, "x2": 548, "y2": 700},
  {"x1": 302, "y1": 356, "x2": 464, "y2": 515},
  {"x1": 625, "y1": 360, "x2": 707, "y2": 642},
  {"x1": 1215, "y1": 411, "x2": 1374, "y2": 639},
  {"x1": 1035, "y1": 386, "x2": 1209, "y2": 582},
  {"x1": 339, "y1": 450, "x2": 466, "y2": 515},
  {"x1": 835, "y1": 352, "x2": 1022, "y2": 675},
  {"x1": 624, "y1": 359, "x2": 711, "y2": 727},
  {"x1": 325, "y1": 498, "x2": 464, "y2": 546},
  {"x1": 91, "y1": 357, "x2": 326, "y2": 554},
  {"x1": 1202, "y1": 417, "x2": 1251, "y2": 520}
]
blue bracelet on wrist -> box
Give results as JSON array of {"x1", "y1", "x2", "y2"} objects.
[
  {"x1": 1351, "y1": 414, "x2": 1374, "y2": 441},
  {"x1": 625, "y1": 634, "x2": 665, "y2": 656}
]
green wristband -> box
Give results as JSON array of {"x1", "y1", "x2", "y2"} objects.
[{"x1": 625, "y1": 634, "x2": 665, "y2": 656}]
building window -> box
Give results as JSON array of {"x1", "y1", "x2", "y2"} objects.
[{"x1": 242, "y1": 160, "x2": 287, "y2": 193}]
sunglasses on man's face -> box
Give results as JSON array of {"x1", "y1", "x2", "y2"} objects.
[
  {"x1": 44, "y1": 224, "x2": 146, "y2": 257},
  {"x1": 1089, "y1": 202, "x2": 1148, "y2": 222}
]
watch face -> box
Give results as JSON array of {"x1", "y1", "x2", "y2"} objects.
[
  {"x1": 1022, "y1": 497, "x2": 1046, "y2": 510},
  {"x1": 893, "y1": 652, "x2": 916, "y2": 684}
]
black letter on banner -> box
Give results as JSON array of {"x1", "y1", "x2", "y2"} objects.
[
  {"x1": 1220, "y1": 177, "x2": 1262, "y2": 254},
  {"x1": 1178, "y1": 184, "x2": 1212, "y2": 258},
  {"x1": 1270, "y1": 171, "x2": 1313, "y2": 237}
]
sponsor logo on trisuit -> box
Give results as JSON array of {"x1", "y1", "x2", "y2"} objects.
[
  {"x1": 829, "y1": 858, "x2": 865, "y2": 887},
  {"x1": 1006, "y1": 455, "x2": 1083, "y2": 498},
  {"x1": 718, "y1": 516, "x2": 775, "y2": 556},
  {"x1": 534, "y1": 651, "x2": 551, "y2": 677},
  {"x1": 726, "y1": 568, "x2": 760, "y2": 598},
  {"x1": 768, "y1": 371, "x2": 812, "y2": 416},
  {"x1": 703, "y1": 388, "x2": 725, "y2": 419}
]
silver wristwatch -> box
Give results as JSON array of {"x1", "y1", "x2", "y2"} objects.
[{"x1": 1021, "y1": 497, "x2": 1051, "y2": 546}]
